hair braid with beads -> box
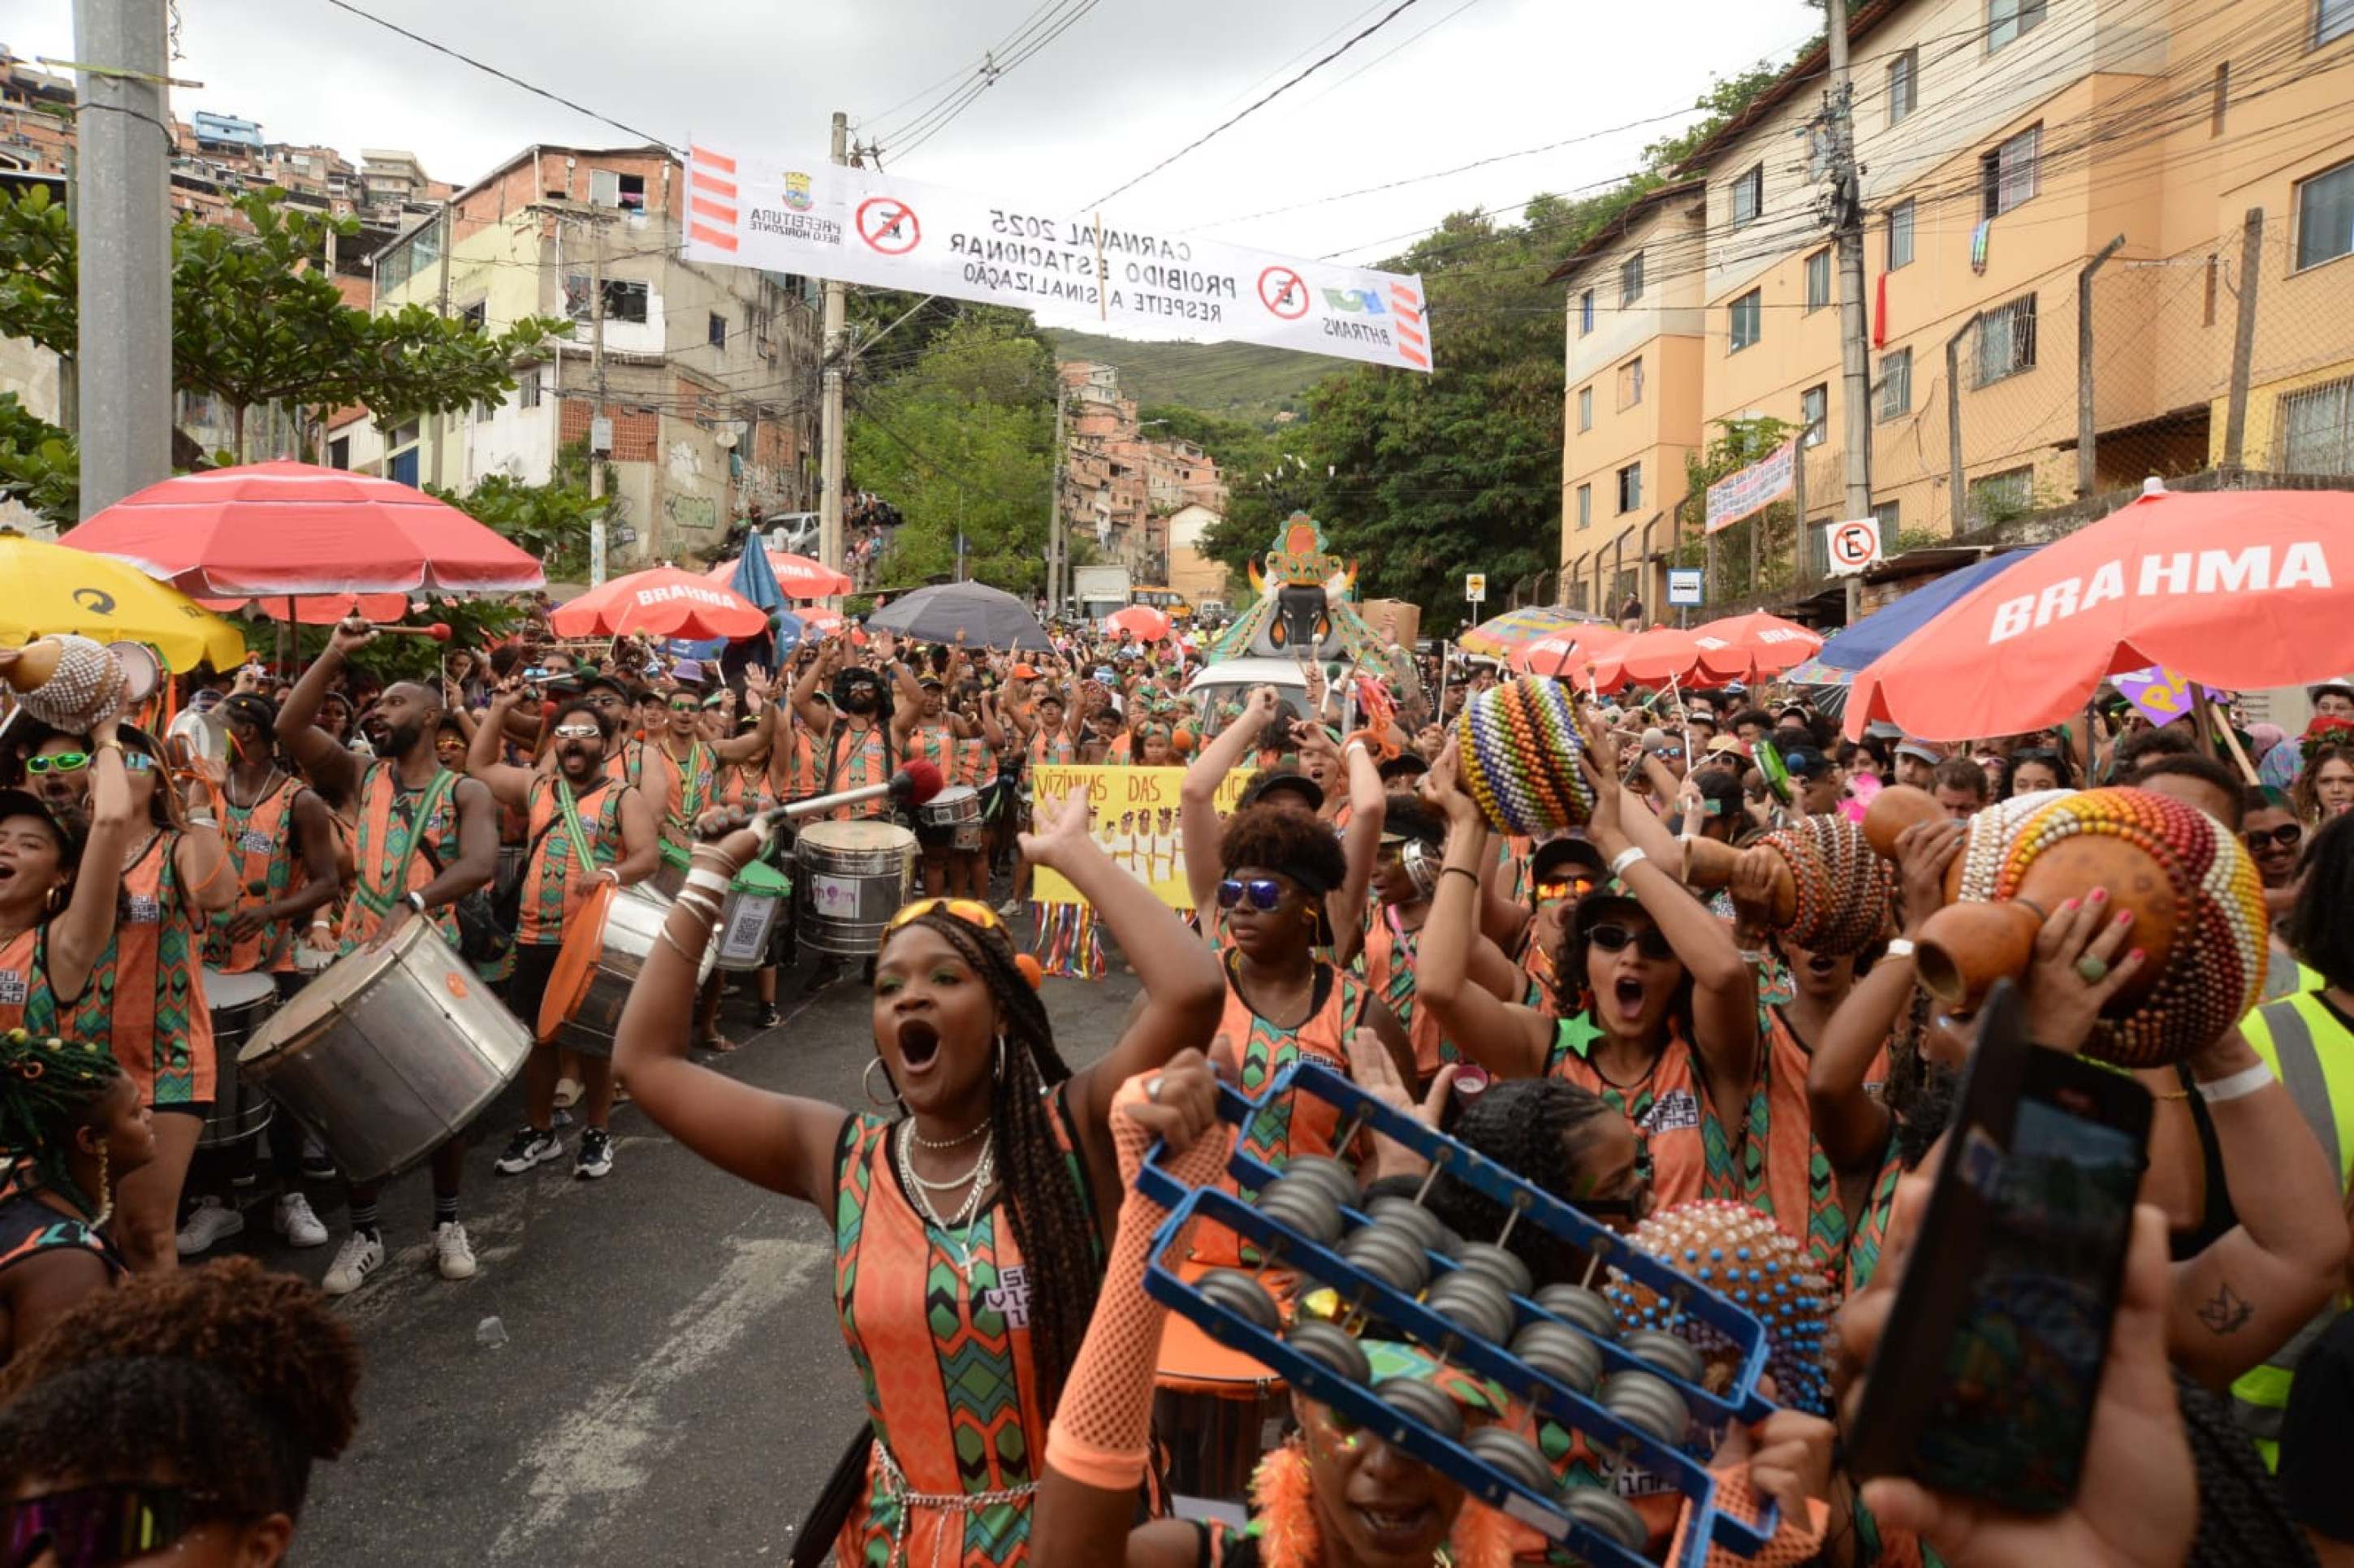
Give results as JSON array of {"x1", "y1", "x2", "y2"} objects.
[
  {"x1": 901, "y1": 909, "x2": 1099, "y2": 1416},
  {"x1": 0, "y1": 1028, "x2": 123, "y2": 1215}
]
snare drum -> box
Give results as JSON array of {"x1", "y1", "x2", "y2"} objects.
[
  {"x1": 199, "y1": 967, "x2": 278, "y2": 1151},
  {"x1": 714, "y1": 861, "x2": 792, "y2": 971},
  {"x1": 793, "y1": 821, "x2": 916, "y2": 956},
  {"x1": 913, "y1": 784, "x2": 984, "y2": 853},
  {"x1": 1154, "y1": 1268, "x2": 1290, "y2": 1510},
  {"x1": 237, "y1": 922, "x2": 532, "y2": 1186},
  {"x1": 539, "y1": 879, "x2": 719, "y2": 1052}
]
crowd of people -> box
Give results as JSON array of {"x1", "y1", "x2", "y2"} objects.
[{"x1": 0, "y1": 598, "x2": 2350, "y2": 1568}]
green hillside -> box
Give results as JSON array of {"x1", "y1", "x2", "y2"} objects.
[{"x1": 1044, "y1": 330, "x2": 1336, "y2": 419}]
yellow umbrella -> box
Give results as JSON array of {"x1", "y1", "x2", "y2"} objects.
[{"x1": 0, "y1": 529, "x2": 249, "y2": 672}]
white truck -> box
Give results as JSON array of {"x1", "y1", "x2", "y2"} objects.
[{"x1": 1073, "y1": 564, "x2": 1132, "y2": 623}]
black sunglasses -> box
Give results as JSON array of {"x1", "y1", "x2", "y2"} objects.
[
  {"x1": 1216, "y1": 877, "x2": 1288, "y2": 911},
  {"x1": 1587, "y1": 922, "x2": 1674, "y2": 961},
  {"x1": 2246, "y1": 822, "x2": 2304, "y2": 850}
]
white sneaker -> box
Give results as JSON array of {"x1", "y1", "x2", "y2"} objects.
[
  {"x1": 323, "y1": 1230, "x2": 385, "y2": 1295},
  {"x1": 274, "y1": 1191, "x2": 329, "y2": 1248},
  {"x1": 175, "y1": 1198, "x2": 244, "y2": 1256},
  {"x1": 434, "y1": 1220, "x2": 478, "y2": 1281},
  {"x1": 996, "y1": 896, "x2": 1022, "y2": 917}
]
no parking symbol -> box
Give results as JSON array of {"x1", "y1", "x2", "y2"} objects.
[{"x1": 1827, "y1": 516, "x2": 1883, "y2": 576}]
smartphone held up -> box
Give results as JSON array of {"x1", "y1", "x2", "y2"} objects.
[{"x1": 1847, "y1": 981, "x2": 2152, "y2": 1515}]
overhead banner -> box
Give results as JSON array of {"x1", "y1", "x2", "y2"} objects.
[
  {"x1": 1704, "y1": 439, "x2": 1796, "y2": 534},
  {"x1": 684, "y1": 144, "x2": 1432, "y2": 373}
]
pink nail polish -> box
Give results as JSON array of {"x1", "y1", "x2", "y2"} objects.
[
  {"x1": 2061, "y1": 898, "x2": 2080, "y2": 913},
  {"x1": 2115, "y1": 909, "x2": 2133, "y2": 927},
  {"x1": 2129, "y1": 948, "x2": 2146, "y2": 963},
  {"x1": 2088, "y1": 888, "x2": 2107, "y2": 903}
]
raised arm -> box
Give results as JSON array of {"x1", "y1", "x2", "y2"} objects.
[
  {"x1": 1411, "y1": 746, "x2": 1555, "y2": 1078},
  {"x1": 1179, "y1": 686, "x2": 1275, "y2": 915},
  {"x1": 45, "y1": 712, "x2": 134, "y2": 997},
  {"x1": 171, "y1": 758, "x2": 237, "y2": 915},
  {"x1": 1320, "y1": 727, "x2": 1386, "y2": 970},
  {"x1": 790, "y1": 639, "x2": 838, "y2": 732},
  {"x1": 712, "y1": 667, "x2": 777, "y2": 764},
  {"x1": 465, "y1": 683, "x2": 541, "y2": 811},
  {"x1": 614, "y1": 812, "x2": 849, "y2": 1203},
  {"x1": 274, "y1": 617, "x2": 372, "y2": 803}
]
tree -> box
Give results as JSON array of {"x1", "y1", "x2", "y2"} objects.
[
  {"x1": 848, "y1": 317, "x2": 1056, "y2": 592},
  {"x1": 0, "y1": 394, "x2": 76, "y2": 525},
  {"x1": 0, "y1": 185, "x2": 568, "y2": 460},
  {"x1": 1672, "y1": 415, "x2": 1799, "y2": 599},
  {"x1": 425, "y1": 468, "x2": 600, "y2": 585}
]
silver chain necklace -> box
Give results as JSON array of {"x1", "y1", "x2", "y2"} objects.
[{"x1": 896, "y1": 1124, "x2": 996, "y2": 1275}]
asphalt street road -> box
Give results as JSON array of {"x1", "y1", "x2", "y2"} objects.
[{"x1": 206, "y1": 940, "x2": 1139, "y2": 1567}]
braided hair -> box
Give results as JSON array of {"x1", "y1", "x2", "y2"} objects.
[
  {"x1": 2174, "y1": 1366, "x2": 2318, "y2": 1568},
  {"x1": 1423, "y1": 1078, "x2": 1621, "y2": 1286},
  {"x1": 0, "y1": 1027, "x2": 124, "y2": 1216},
  {"x1": 894, "y1": 909, "x2": 1099, "y2": 1417},
  {"x1": 0, "y1": 1257, "x2": 361, "y2": 1523}
]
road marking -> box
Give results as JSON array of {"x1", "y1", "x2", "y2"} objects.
[{"x1": 490, "y1": 1233, "x2": 828, "y2": 1558}]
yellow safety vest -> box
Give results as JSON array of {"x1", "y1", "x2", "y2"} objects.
[{"x1": 2231, "y1": 988, "x2": 2354, "y2": 1468}]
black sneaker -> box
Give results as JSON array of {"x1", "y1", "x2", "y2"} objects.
[
  {"x1": 756, "y1": 1004, "x2": 782, "y2": 1030},
  {"x1": 575, "y1": 1128, "x2": 614, "y2": 1180},
  {"x1": 300, "y1": 1151, "x2": 339, "y2": 1180},
  {"x1": 494, "y1": 1125, "x2": 564, "y2": 1175}
]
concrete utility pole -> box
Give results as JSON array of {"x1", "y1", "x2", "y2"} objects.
[
  {"x1": 818, "y1": 111, "x2": 850, "y2": 596},
  {"x1": 72, "y1": 0, "x2": 173, "y2": 516},
  {"x1": 589, "y1": 213, "x2": 610, "y2": 537},
  {"x1": 429, "y1": 204, "x2": 453, "y2": 488},
  {"x1": 2075, "y1": 234, "x2": 2127, "y2": 496},
  {"x1": 1047, "y1": 384, "x2": 1067, "y2": 614},
  {"x1": 1824, "y1": 0, "x2": 1872, "y2": 614}
]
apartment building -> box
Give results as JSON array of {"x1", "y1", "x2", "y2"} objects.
[
  {"x1": 367, "y1": 144, "x2": 822, "y2": 567},
  {"x1": 1056, "y1": 360, "x2": 1229, "y2": 581},
  {"x1": 1557, "y1": 0, "x2": 2354, "y2": 618}
]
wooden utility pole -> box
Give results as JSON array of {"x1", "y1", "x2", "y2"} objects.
[
  {"x1": 2076, "y1": 235, "x2": 2127, "y2": 496},
  {"x1": 2222, "y1": 207, "x2": 2264, "y2": 468}
]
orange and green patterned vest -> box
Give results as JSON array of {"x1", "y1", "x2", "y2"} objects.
[
  {"x1": 205, "y1": 773, "x2": 309, "y2": 974},
  {"x1": 516, "y1": 775, "x2": 627, "y2": 948},
  {"x1": 340, "y1": 762, "x2": 464, "y2": 954},
  {"x1": 67, "y1": 833, "x2": 213, "y2": 1109}
]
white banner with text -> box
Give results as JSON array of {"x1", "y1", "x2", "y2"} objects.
[{"x1": 683, "y1": 144, "x2": 1432, "y2": 373}]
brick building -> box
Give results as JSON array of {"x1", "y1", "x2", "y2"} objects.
[{"x1": 1056, "y1": 360, "x2": 1228, "y2": 581}]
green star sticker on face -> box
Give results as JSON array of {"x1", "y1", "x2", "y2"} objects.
[{"x1": 1557, "y1": 1009, "x2": 1607, "y2": 1060}]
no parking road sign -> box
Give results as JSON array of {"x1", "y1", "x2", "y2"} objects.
[
  {"x1": 1258, "y1": 266, "x2": 1309, "y2": 320},
  {"x1": 1827, "y1": 516, "x2": 1883, "y2": 576},
  {"x1": 856, "y1": 197, "x2": 922, "y2": 255}
]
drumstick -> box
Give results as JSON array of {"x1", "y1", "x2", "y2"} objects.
[{"x1": 370, "y1": 622, "x2": 453, "y2": 641}]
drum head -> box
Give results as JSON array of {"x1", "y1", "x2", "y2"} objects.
[
  {"x1": 799, "y1": 820, "x2": 918, "y2": 852},
  {"x1": 238, "y1": 935, "x2": 403, "y2": 1064},
  {"x1": 539, "y1": 878, "x2": 619, "y2": 1040},
  {"x1": 202, "y1": 966, "x2": 278, "y2": 1010},
  {"x1": 107, "y1": 642, "x2": 162, "y2": 706}
]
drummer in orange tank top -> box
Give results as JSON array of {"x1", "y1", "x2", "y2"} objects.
[
  {"x1": 274, "y1": 616, "x2": 501, "y2": 1298},
  {"x1": 1410, "y1": 722, "x2": 1760, "y2": 1215},
  {"x1": 20, "y1": 724, "x2": 238, "y2": 1276},
  {"x1": 617, "y1": 785, "x2": 1226, "y2": 1566}
]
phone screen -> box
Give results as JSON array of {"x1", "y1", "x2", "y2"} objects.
[{"x1": 1910, "y1": 1094, "x2": 2143, "y2": 1510}]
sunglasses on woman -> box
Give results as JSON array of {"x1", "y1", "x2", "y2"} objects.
[
  {"x1": 885, "y1": 897, "x2": 1005, "y2": 935},
  {"x1": 2246, "y1": 822, "x2": 2304, "y2": 850},
  {"x1": 1216, "y1": 877, "x2": 1289, "y2": 911},
  {"x1": 5, "y1": 1483, "x2": 229, "y2": 1568},
  {"x1": 1587, "y1": 922, "x2": 1675, "y2": 961},
  {"x1": 25, "y1": 752, "x2": 89, "y2": 775}
]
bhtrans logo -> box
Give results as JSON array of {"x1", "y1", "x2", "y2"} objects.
[
  {"x1": 1322, "y1": 287, "x2": 1386, "y2": 313},
  {"x1": 1985, "y1": 542, "x2": 2332, "y2": 644}
]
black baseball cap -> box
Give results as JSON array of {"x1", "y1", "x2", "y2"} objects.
[
  {"x1": 1237, "y1": 769, "x2": 1325, "y2": 813},
  {"x1": 0, "y1": 788, "x2": 80, "y2": 868},
  {"x1": 1376, "y1": 753, "x2": 1431, "y2": 784},
  {"x1": 1530, "y1": 836, "x2": 1608, "y2": 887}
]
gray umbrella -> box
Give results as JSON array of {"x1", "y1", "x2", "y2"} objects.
[{"x1": 865, "y1": 581, "x2": 1052, "y2": 652}]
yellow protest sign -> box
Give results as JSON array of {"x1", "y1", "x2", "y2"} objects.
[{"x1": 1030, "y1": 766, "x2": 1254, "y2": 910}]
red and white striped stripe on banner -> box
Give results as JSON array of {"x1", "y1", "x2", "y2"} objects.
[
  {"x1": 1390, "y1": 283, "x2": 1428, "y2": 369},
  {"x1": 688, "y1": 147, "x2": 741, "y2": 253}
]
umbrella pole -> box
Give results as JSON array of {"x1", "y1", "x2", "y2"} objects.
[
  {"x1": 280, "y1": 596, "x2": 296, "y2": 674},
  {"x1": 2188, "y1": 684, "x2": 2223, "y2": 765}
]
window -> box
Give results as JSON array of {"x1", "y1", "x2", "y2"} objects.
[
  {"x1": 1872, "y1": 499, "x2": 1901, "y2": 533},
  {"x1": 1981, "y1": 124, "x2": 2041, "y2": 218},
  {"x1": 589, "y1": 168, "x2": 647, "y2": 210},
  {"x1": 1887, "y1": 200, "x2": 1916, "y2": 269},
  {"x1": 2295, "y1": 160, "x2": 2354, "y2": 269},
  {"x1": 607, "y1": 280, "x2": 649, "y2": 322},
  {"x1": 1804, "y1": 248, "x2": 1831, "y2": 311},
  {"x1": 708, "y1": 311, "x2": 728, "y2": 348},
  {"x1": 1577, "y1": 483, "x2": 1593, "y2": 529},
  {"x1": 457, "y1": 300, "x2": 486, "y2": 332},
  {"x1": 1877, "y1": 347, "x2": 1913, "y2": 419},
  {"x1": 1989, "y1": 0, "x2": 2046, "y2": 51},
  {"x1": 519, "y1": 365, "x2": 542, "y2": 409},
  {"x1": 1801, "y1": 384, "x2": 1829, "y2": 447},
  {"x1": 2277, "y1": 377, "x2": 2354, "y2": 473},
  {"x1": 1970, "y1": 466, "x2": 2036, "y2": 519},
  {"x1": 1730, "y1": 164, "x2": 1764, "y2": 227},
  {"x1": 1621, "y1": 250, "x2": 1645, "y2": 307},
  {"x1": 1617, "y1": 462, "x2": 1643, "y2": 513},
  {"x1": 1577, "y1": 385, "x2": 1593, "y2": 432},
  {"x1": 1729, "y1": 288, "x2": 1762, "y2": 352},
  {"x1": 1887, "y1": 49, "x2": 1918, "y2": 125},
  {"x1": 2318, "y1": 0, "x2": 2353, "y2": 47},
  {"x1": 1975, "y1": 294, "x2": 2038, "y2": 384},
  {"x1": 1618, "y1": 356, "x2": 1645, "y2": 410},
  {"x1": 1579, "y1": 289, "x2": 1596, "y2": 335},
  {"x1": 327, "y1": 435, "x2": 350, "y2": 471},
  {"x1": 2212, "y1": 63, "x2": 2229, "y2": 136}
]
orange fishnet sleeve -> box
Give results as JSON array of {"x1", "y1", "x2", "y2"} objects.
[
  {"x1": 1044, "y1": 1069, "x2": 1233, "y2": 1492},
  {"x1": 1661, "y1": 1471, "x2": 1830, "y2": 1568}
]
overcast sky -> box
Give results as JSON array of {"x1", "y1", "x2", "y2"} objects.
[{"x1": 14, "y1": 0, "x2": 1817, "y2": 261}]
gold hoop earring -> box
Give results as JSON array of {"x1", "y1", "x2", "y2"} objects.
[
  {"x1": 863, "y1": 1056, "x2": 902, "y2": 1109},
  {"x1": 89, "y1": 1139, "x2": 111, "y2": 1229}
]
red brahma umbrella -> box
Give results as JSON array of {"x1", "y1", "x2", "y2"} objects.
[
  {"x1": 551, "y1": 568, "x2": 767, "y2": 641},
  {"x1": 1507, "y1": 624, "x2": 1627, "y2": 676},
  {"x1": 705, "y1": 551, "x2": 851, "y2": 599},
  {"x1": 1103, "y1": 604, "x2": 1172, "y2": 641},
  {"x1": 1582, "y1": 625, "x2": 1751, "y2": 691},
  {"x1": 1846, "y1": 487, "x2": 2354, "y2": 740},
  {"x1": 1689, "y1": 612, "x2": 1823, "y2": 680},
  {"x1": 60, "y1": 460, "x2": 544, "y2": 596}
]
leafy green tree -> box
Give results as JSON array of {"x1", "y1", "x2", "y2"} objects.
[
  {"x1": 425, "y1": 469, "x2": 600, "y2": 584},
  {"x1": 0, "y1": 393, "x2": 77, "y2": 525},
  {"x1": 0, "y1": 185, "x2": 569, "y2": 460},
  {"x1": 848, "y1": 317, "x2": 1056, "y2": 593},
  {"x1": 1671, "y1": 415, "x2": 1799, "y2": 599}
]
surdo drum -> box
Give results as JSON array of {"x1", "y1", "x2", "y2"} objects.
[
  {"x1": 198, "y1": 967, "x2": 278, "y2": 1151},
  {"x1": 793, "y1": 821, "x2": 917, "y2": 956}
]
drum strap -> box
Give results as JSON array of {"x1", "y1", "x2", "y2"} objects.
[
  {"x1": 554, "y1": 779, "x2": 603, "y2": 873},
  {"x1": 355, "y1": 769, "x2": 456, "y2": 920}
]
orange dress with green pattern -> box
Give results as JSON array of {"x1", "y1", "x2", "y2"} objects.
[{"x1": 62, "y1": 832, "x2": 214, "y2": 1112}]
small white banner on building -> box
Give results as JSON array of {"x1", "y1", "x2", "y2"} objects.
[
  {"x1": 1704, "y1": 439, "x2": 1796, "y2": 535},
  {"x1": 1666, "y1": 567, "x2": 1704, "y2": 607},
  {"x1": 1826, "y1": 516, "x2": 1884, "y2": 576},
  {"x1": 683, "y1": 144, "x2": 1432, "y2": 374}
]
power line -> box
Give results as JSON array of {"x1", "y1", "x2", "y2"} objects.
[
  {"x1": 317, "y1": 0, "x2": 680, "y2": 154},
  {"x1": 1082, "y1": 0, "x2": 1434, "y2": 209}
]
